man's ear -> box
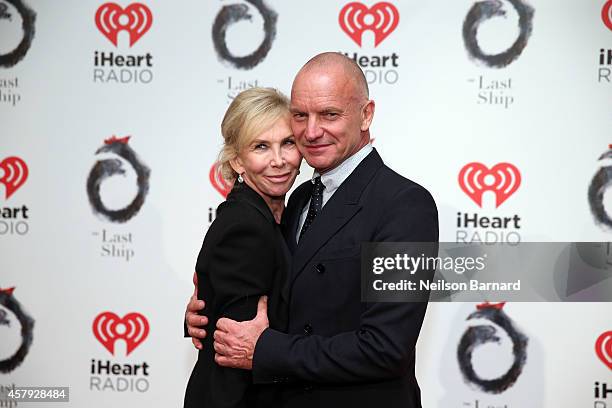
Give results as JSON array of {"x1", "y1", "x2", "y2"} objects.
[{"x1": 360, "y1": 100, "x2": 375, "y2": 131}]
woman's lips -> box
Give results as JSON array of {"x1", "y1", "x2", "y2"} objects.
[{"x1": 265, "y1": 173, "x2": 291, "y2": 183}]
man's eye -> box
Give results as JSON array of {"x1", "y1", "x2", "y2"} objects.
[
  {"x1": 325, "y1": 112, "x2": 338, "y2": 118},
  {"x1": 293, "y1": 113, "x2": 306, "y2": 120}
]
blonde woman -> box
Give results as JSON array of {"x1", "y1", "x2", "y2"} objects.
[{"x1": 184, "y1": 87, "x2": 301, "y2": 408}]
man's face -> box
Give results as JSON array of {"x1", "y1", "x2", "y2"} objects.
[{"x1": 289, "y1": 68, "x2": 372, "y2": 173}]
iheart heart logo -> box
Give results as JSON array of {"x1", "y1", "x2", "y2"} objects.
[
  {"x1": 92, "y1": 312, "x2": 149, "y2": 356},
  {"x1": 595, "y1": 331, "x2": 612, "y2": 370},
  {"x1": 339, "y1": 2, "x2": 399, "y2": 47},
  {"x1": 95, "y1": 2, "x2": 153, "y2": 47},
  {"x1": 458, "y1": 162, "x2": 521, "y2": 208},
  {"x1": 209, "y1": 162, "x2": 232, "y2": 198},
  {"x1": 603, "y1": 0, "x2": 612, "y2": 31},
  {"x1": 0, "y1": 157, "x2": 28, "y2": 199}
]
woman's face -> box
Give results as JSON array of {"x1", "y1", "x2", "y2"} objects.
[{"x1": 232, "y1": 116, "x2": 302, "y2": 200}]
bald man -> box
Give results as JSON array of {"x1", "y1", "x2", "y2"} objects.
[{"x1": 186, "y1": 52, "x2": 438, "y2": 408}]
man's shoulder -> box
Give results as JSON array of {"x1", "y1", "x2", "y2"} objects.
[{"x1": 371, "y1": 163, "x2": 436, "y2": 205}]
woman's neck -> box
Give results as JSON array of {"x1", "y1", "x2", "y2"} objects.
[
  {"x1": 262, "y1": 195, "x2": 285, "y2": 224},
  {"x1": 242, "y1": 180, "x2": 286, "y2": 223}
]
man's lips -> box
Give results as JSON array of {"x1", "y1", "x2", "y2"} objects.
[{"x1": 304, "y1": 144, "x2": 332, "y2": 152}]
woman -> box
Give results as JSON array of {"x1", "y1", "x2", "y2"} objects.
[{"x1": 184, "y1": 87, "x2": 301, "y2": 408}]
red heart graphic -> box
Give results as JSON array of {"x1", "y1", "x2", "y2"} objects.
[
  {"x1": 339, "y1": 2, "x2": 399, "y2": 47},
  {"x1": 95, "y1": 2, "x2": 153, "y2": 47},
  {"x1": 595, "y1": 331, "x2": 612, "y2": 370},
  {"x1": 0, "y1": 156, "x2": 28, "y2": 199},
  {"x1": 92, "y1": 312, "x2": 149, "y2": 356},
  {"x1": 603, "y1": 0, "x2": 612, "y2": 31},
  {"x1": 458, "y1": 162, "x2": 521, "y2": 208},
  {"x1": 209, "y1": 162, "x2": 232, "y2": 198}
]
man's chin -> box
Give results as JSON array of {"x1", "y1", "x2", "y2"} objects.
[
  {"x1": 302, "y1": 149, "x2": 337, "y2": 171},
  {"x1": 304, "y1": 156, "x2": 334, "y2": 172}
]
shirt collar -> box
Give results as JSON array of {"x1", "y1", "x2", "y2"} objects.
[{"x1": 312, "y1": 143, "x2": 374, "y2": 196}]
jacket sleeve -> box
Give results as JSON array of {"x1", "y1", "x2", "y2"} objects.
[
  {"x1": 252, "y1": 185, "x2": 438, "y2": 384},
  {"x1": 183, "y1": 210, "x2": 275, "y2": 337},
  {"x1": 203, "y1": 208, "x2": 277, "y2": 406},
  {"x1": 208, "y1": 216, "x2": 276, "y2": 320}
]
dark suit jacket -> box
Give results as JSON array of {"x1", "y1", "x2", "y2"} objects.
[
  {"x1": 184, "y1": 183, "x2": 289, "y2": 408},
  {"x1": 252, "y1": 149, "x2": 439, "y2": 408}
]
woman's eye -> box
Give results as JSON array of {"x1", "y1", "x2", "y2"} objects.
[
  {"x1": 254, "y1": 144, "x2": 267, "y2": 150},
  {"x1": 284, "y1": 139, "x2": 295, "y2": 145}
]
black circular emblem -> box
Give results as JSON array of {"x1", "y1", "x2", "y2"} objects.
[
  {"x1": 457, "y1": 305, "x2": 528, "y2": 393},
  {"x1": 588, "y1": 148, "x2": 612, "y2": 229},
  {"x1": 0, "y1": 289, "x2": 34, "y2": 373},
  {"x1": 0, "y1": 0, "x2": 36, "y2": 68},
  {"x1": 86, "y1": 138, "x2": 151, "y2": 223},
  {"x1": 463, "y1": 0, "x2": 534, "y2": 68},
  {"x1": 212, "y1": 0, "x2": 277, "y2": 70}
]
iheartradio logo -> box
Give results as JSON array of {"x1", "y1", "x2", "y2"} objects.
[
  {"x1": 596, "y1": 330, "x2": 612, "y2": 370},
  {"x1": 0, "y1": 156, "x2": 28, "y2": 199},
  {"x1": 604, "y1": 0, "x2": 612, "y2": 31},
  {"x1": 95, "y1": 2, "x2": 152, "y2": 47},
  {"x1": 459, "y1": 162, "x2": 521, "y2": 208},
  {"x1": 339, "y1": 2, "x2": 399, "y2": 47},
  {"x1": 209, "y1": 162, "x2": 232, "y2": 198},
  {"x1": 92, "y1": 312, "x2": 149, "y2": 356}
]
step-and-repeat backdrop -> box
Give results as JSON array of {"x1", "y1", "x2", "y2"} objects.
[{"x1": 2, "y1": 0, "x2": 611, "y2": 407}]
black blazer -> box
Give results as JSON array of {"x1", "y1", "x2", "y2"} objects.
[
  {"x1": 252, "y1": 149, "x2": 439, "y2": 408},
  {"x1": 184, "y1": 183, "x2": 289, "y2": 408}
]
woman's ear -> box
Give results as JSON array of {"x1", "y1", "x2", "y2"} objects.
[{"x1": 229, "y1": 156, "x2": 244, "y2": 176}]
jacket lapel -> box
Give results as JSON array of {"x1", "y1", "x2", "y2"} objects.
[
  {"x1": 281, "y1": 181, "x2": 312, "y2": 254},
  {"x1": 289, "y1": 149, "x2": 383, "y2": 289},
  {"x1": 280, "y1": 181, "x2": 311, "y2": 301}
]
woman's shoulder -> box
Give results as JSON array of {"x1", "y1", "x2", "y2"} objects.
[{"x1": 211, "y1": 198, "x2": 274, "y2": 238}]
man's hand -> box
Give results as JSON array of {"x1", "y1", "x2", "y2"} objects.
[
  {"x1": 186, "y1": 271, "x2": 208, "y2": 349},
  {"x1": 213, "y1": 296, "x2": 269, "y2": 370}
]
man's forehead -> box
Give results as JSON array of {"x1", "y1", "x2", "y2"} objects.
[
  {"x1": 290, "y1": 92, "x2": 347, "y2": 111},
  {"x1": 291, "y1": 76, "x2": 354, "y2": 107}
]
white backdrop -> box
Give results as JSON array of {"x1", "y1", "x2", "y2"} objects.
[{"x1": 1, "y1": 0, "x2": 611, "y2": 407}]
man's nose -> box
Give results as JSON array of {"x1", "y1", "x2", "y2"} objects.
[{"x1": 304, "y1": 116, "x2": 323, "y2": 141}]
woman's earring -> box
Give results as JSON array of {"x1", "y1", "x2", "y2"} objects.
[{"x1": 237, "y1": 174, "x2": 244, "y2": 183}]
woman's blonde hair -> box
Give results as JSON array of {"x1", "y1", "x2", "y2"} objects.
[{"x1": 218, "y1": 87, "x2": 290, "y2": 181}]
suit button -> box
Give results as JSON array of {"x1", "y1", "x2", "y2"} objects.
[
  {"x1": 303, "y1": 324, "x2": 313, "y2": 335},
  {"x1": 315, "y1": 263, "x2": 325, "y2": 274}
]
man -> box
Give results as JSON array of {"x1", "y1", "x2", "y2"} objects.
[{"x1": 185, "y1": 52, "x2": 438, "y2": 408}]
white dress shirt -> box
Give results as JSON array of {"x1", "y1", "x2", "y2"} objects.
[{"x1": 296, "y1": 143, "x2": 373, "y2": 242}]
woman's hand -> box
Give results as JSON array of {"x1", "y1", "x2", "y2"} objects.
[{"x1": 186, "y1": 271, "x2": 208, "y2": 349}]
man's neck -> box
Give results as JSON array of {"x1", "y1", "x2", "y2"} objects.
[{"x1": 317, "y1": 137, "x2": 370, "y2": 174}]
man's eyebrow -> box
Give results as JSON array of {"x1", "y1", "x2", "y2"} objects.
[{"x1": 320, "y1": 107, "x2": 343, "y2": 113}]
